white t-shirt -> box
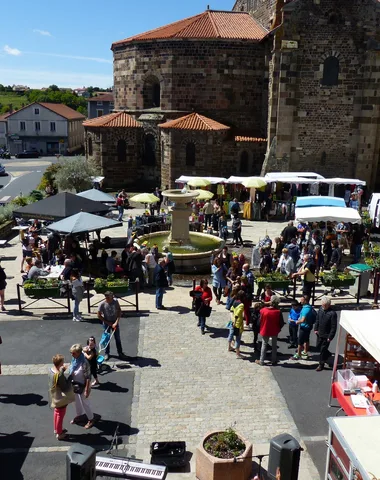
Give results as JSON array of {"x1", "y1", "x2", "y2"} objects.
[{"x1": 145, "y1": 253, "x2": 157, "y2": 269}]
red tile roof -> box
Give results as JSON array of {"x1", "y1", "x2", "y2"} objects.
[
  {"x1": 5, "y1": 102, "x2": 85, "y2": 120},
  {"x1": 83, "y1": 111, "x2": 143, "y2": 128},
  {"x1": 88, "y1": 93, "x2": 114, "y2": 102},
  {"x1": 235, "y1": 136, "x2": 267, "y2": 143},
  {"x1": 112, "y1": 10, "x2": 267, "y2": 48},
  {"x1": 159, "y1": 113, "x2": 230, "y2": 131},
  {"x1": 38, "y1": 103, "x2": 85, "y2": 120}
]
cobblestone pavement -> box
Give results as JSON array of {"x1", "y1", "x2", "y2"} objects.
[{"x1": 126, "y1": 288, "x2": 320, "y2": 479}]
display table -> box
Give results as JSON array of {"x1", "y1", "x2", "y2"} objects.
[
  {"x1": 331, "y1": 382, "x2": 380, "y2": 416},
  {"x1": 326, "y1": 416, "x2": 380, "y2": 480}
]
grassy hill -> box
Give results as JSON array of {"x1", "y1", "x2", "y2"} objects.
[{"x1": 0, "y1": 92, "x2": 28, "y2": 113}]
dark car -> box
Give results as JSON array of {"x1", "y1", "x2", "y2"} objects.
[{"x1": 15, "y1": 150, "x2": 40, "y2": 159}]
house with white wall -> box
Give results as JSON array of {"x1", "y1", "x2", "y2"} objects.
[{"x1": 6, "y1": 102, "x2": 85, "y2": 155}]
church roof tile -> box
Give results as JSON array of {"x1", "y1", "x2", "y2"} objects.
[
  {"x1": 83, "y1": 111, "x2": 142, "y2": 128},
  {"x1": 158, "y1": 113, "x2": 230, "y2": 131},
  {"x1": 112, "y1": 10, "x2": 267, "y2": 48}
]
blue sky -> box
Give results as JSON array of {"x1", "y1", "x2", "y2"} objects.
[{"x1": 0, "y1": 0, "x2": 234, "y2": 89}]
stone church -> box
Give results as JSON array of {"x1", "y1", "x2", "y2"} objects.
[{"x1": 84, "y1": 0, "x2": 380, "y2": 190}]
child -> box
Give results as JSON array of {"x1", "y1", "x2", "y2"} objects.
[
  {"x1": 251, "y1": 302, "x2": 263, "y2": 350},
  {"x1": 84, "y1": 336, "x2": 99, "y2": 386},
  {"x1": 260, "y1": 284, "x2": 273, "y2": 306},
  {"x1": 288, "y1": 300, "x2": 301, "y2": 348}
]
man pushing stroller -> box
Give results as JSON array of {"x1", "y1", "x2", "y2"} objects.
[{"x1": 97, "y1": 291, "x2": 127, "y2": 361}]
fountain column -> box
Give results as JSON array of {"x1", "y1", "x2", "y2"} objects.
[{"x1": 162, "y1": 189, "x2": 199, "y2": 245}]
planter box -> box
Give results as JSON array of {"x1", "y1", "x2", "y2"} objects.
[
  {"x1": 256, "y1": 280, "x2": 291, "y2": 290},
  {"x1": 94, "y1": 285, "x2": 130, "y2": 295},
  {"x1": 322, "y1": 278, "x2": 355, "y2": 288},
  {"x1": 24, "y1": 287, "x2": 61, "y2": 298},
  {"x1": 196, "y1": 431, "x2": 252, "y2": 480}
]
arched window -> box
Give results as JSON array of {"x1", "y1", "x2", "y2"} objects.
[
  {"x1": 143, "y1": 134, "x2": 156, "y2": 165},
  {"x1": 240, "y1": 151, "x2": 249, "y2": 173},
  {"x1": 186, "y1": 142, "x2": 196, "y2": 166},
  {"x1": 117, "y1": 139, "x2": 126, "y2": 162},
  {"x1": 322, "y1": 56, "x2": 339, "y2": 86},
  {"x1": 143, "y1": 76, "x2": 161, "y2": 109},
  {"x1": 88, "y1": 137, "x2": 93, "y2": 156}
]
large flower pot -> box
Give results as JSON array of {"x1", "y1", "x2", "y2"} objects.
[
  {"x1": 94, "y1": 285, "x2": 130, "y2": 295},
  {"x1": 256, "y1": 280, "x2": 291, "y2": 290},
  {"x1": 322, "y1": 278, "x2": 355, "y2": 288},
  {"x1": 196, "y1": 431, "x2": 252, "y2": 480}
]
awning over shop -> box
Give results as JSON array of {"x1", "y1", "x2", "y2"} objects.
[
  {"x1": 318, "y1": 177, "x2": 366, "y2": 186},
  {"x1": 340, "y1": 310, "x2": 380, "y2": 363},
  {"x1": 175, "y1": 176, "x2": 227, "y2": 185},
  {"x1": 295, "y1": 196, "x2": 346, "y2": 208},
  {"x1": 265, "y1": 172, "x2": 325, "y2": 180},
  {"x1": 263, "y1": 175, "x2": 318, "y2": 184},
  {"x1": 227, "y1": 176, "x2": 267, "y2": 184},
  {"x1": 295, "y1": 206, "x2": 361, "y2": 223}
]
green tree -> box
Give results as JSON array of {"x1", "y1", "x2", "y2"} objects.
[
  {"x1": 77, "y1": 105, "x2": 88, "y2": 116},
  {"x1": 48, "y1": 84, "x2": 59, "y2": 91},
  {"x1": 55, "y1": 156, "x2": 99, "y2": 193}
]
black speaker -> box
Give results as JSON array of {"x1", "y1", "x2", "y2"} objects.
[
  {"x1": 66, "y1": 443, "x2": 96, "y2": 480},
  {"x1": 267, "y1": 434, "x2": 302, "y2": 480}
]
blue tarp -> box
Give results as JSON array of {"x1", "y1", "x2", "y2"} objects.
[{"x1": 295, "y1": 196, "x2": 346, "y2": 208}]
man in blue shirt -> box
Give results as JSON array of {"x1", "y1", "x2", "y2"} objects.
[{"x1": 292, "y1": 295, "x2": 315, "y2": 360}]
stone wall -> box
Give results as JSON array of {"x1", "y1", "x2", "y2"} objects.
[
  {"x1": 85, "y1": 127, "x2": 144, "y2": 189},
  {"x1": 266, "y1": 0, "x2": 380, "y2": 188},
  {"x1": 113, "y1": 40, "x2": 266, "y2": 133},
  {"x1": 233, "y1": 0, "x2": 277, "y2": 29}
]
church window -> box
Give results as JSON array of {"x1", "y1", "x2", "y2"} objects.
[
  {"x1": 117, "y1": 139, "x2": 127, "y2": 162},
  {"x1": 88, "y1": 137, "x2": 93, "y2": 156},
  {"x1": 143, "y1": 76, "x2": 161, "y2": 109},
  {"x1": 321, "y1": 151, "x2": 326, "y2": 166},
  {"x1": 326, "y1": 10, "x2": 343, "y2": 25},
  {"x1": 321, "y1": 56, "x2": 339, "y2": 86},
  {"x1": 143, "y1": 134, "x2": 156, "y2": 165},
  {"x1": 186, "y1": 142, "x2": 196, "y2": 166},
  {"x1": 240, "y1": 151, "x2": 249, "y2": 173}
]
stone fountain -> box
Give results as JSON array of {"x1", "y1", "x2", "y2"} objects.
[{"x1": 137, "y1": 189, "x2": 223, "y2": 273}]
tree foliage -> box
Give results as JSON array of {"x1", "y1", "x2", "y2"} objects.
[
  {"x1": 54, "y1": 156, "x2": 99, "y2": 193},
  {"x1": 25, "y1": 88, "x2": 88, "y2": 115}
]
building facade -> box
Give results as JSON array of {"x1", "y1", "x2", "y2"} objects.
[
  {"x1": 85, "y1": 0, "x2": 380, "y2": 190},
  {"x1": 88, "y1": 93, "x2": 114, "y2": 119},
  {"x1": 6, "y1": 102, "x2": 85, "y2": 155}
]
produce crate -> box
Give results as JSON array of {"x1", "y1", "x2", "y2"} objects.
[{"x1": 24, "y1": 287, "x2": 61, "y2": 298}]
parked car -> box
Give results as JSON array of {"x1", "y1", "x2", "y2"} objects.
[
  {"x1": 15, "y1": 150, "x2": 40, "y2": 159},
  {"x1": 0, "y1": 164, "x2": 7, "y2": 176}
]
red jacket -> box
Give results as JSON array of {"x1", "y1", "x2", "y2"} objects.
[
  {"x1": 259, "y1": 307, "x2": 282, "y2": 337},
  {"x1": 195, "y1": 285, "x2": 212, "y2": 303}
]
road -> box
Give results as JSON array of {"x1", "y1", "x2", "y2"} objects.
[{"x1": 0, "y1": 156, "x2": 55, "y2": 199}]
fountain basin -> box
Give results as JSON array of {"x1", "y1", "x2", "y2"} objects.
[{"x1": 137, "y1": 231, "x2": 224, "y2": 274}]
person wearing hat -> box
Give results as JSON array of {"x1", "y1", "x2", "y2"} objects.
[
  {"x1": 97, "y1": 291, "x2": 127, "y2": 360},
  {"x1": 276, "y1": 247, "x2": 294, "y2": 295}
]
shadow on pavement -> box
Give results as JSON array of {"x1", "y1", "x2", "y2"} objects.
[
  {"x1": 96, "y1": 382, "x2": 129, "y2": 393},
  {"x1": 169, "y1": 306, "x2": 192, "y2": 314},
  {"x1": 0, "y1": 393, "x2": 48, "y2": 407}
]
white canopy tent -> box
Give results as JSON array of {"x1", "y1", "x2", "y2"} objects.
[
  {"x1": 318, "y1": 177, "x2": 366, "y2": 186},
  {"x1": 329, "y1": 310, "x2": 380, "y2": 406},
  {"x1": 295, "y1": 206, "x2": 361, "y2": 223},
  {"x1": 265, "y1": 172, "x2": 325, "y2": 180},
  {"x1": 227, "y1": 175, "x2": 313, "y2": 184},
  {"x1": 175, "y1": 176, "x2": 227, "y2": 185}
]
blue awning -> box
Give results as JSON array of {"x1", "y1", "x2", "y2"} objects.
[{"x1": 295, "y1": 196, "x2": 346, "y2": 208}]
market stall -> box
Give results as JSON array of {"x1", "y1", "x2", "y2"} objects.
[
  {"x1": 295, "y1": 196, "x2": 346, "y2": 208},
  {"x1": 325, "y1": 416, "x2": 380, "y2": 480},
  {"x1": 295, "y1": 206, "x2": 361, "y2": 224},
  {"x1": 329, "y1": 310, "x2": 380, "y2": 414}
]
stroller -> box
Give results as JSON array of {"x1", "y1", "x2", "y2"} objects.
[{"x1": 97, "y1": 327, "x2": 115, "y2": 370}]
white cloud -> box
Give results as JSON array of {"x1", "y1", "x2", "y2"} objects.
[
  {"x1": 4, "y1": 45, "x2": 21, "y2": 56},
  {"x1": 0, "y1": 67, "x2": 113, "y2": 89},
  {"x1": 26, "y1": 51, "x2": 112, "y2": 64},
  {"x1": 33, "y1": 29, "x2": 52, "y2": 37}
]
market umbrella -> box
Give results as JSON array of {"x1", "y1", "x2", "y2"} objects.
[
  {"x1": 241, "y1": 177, "x2": 267, "y2": 188},
  {"x1": 76, "y1": 189, "x2": 115, "y2": 203},
  {"x1": 129, "y1": 193, "x2": 159, "y2": 204},
  {"x1": 13, "y1": 192, "x2": 111, "y2": 221},
  {"x1": 47, "y1": 212, "x2": 122, "y2": 234},
  {"x1": 193, "y1": 189, "x2": 214, "y2": 200},
  {"x1": 187, "y1": 177, "x2": 211, "y2": 188}
]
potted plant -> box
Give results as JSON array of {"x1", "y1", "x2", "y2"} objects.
[
  {"x1": 255, "y1": 272, "x2": 291, "y2": 290},
  {"x1": 23, "y1": 278, "x2": 61, "y2": 298},
  {"x1": 196, "y1": 427, "x2": 252, "y2": 480},
  {"x1": 93, "y1": 274, "x2": 130, "y2": 295},
  {"x1": 320, "y1": 269, "x2": 356, "y2": 288}
]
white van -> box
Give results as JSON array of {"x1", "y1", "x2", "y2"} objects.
[{"x1": 368, "y1": 193, "x2": 380, "y2": 228}]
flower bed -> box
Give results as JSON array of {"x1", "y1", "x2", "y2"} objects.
[
  {"x1": 255, "y1": 273, "x2": 291, "y2": 290},
  {"x1": 93, "y1": 275, "x2": 130, "y2": 295},
  {"x1": 23, "y1": 279, "x2": 62, "y2": 298},
  {"x1": 320, "y1": 270, "x2": 356, "y2": 288}
]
